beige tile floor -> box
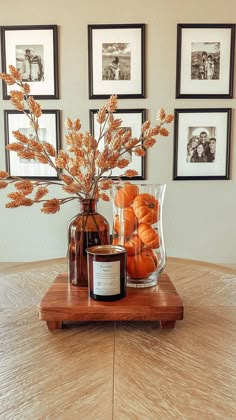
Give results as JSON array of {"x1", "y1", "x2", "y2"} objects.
[{"x1": 1, "y1": 257, "x2": 236, "y2": 419}]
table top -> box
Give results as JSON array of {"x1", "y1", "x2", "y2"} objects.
[{"x1": 1, "y1": 257, "x2": 236, "y2": 419}]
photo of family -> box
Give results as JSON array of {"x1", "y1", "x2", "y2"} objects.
[
  {"x1": 191, "y1": 42, "x2": 220, "y2": 80},
  {"x1": 186, "y1": 127, "x2": 216, "y2": 163},
  {"x1": 102, "y1": 42, "x2": 131, "y2": 80}
]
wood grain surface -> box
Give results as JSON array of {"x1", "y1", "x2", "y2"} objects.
[
  {"x1": 38, "y1": 272, "x2": 184, "y2": 326},
  {"x1": 1, "y1": 257, "x2": 236, "y2": 419}
]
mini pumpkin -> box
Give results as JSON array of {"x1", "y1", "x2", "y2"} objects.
[
  {"x1": 114, "y1": 184, "x2": 139, "y2": 208},
  {"x1": 113, "y1": 234, "x2": 143, "y2": 256},
  {"x1": 133, "y1": 193, "x2": 159, "y2": 224},
  {"x1": 137, "y1": 223, "x2": 160, "y2": 249},
  {"x1": 114, "y1": 207, "x2": 137, "y2": 237},
  {"x1": 127, "y1": 248, "x2": 158, "y2": 278}
]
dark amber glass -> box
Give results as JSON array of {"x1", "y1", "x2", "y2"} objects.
[{"x1": 68, "y1": 199, "x2": 110, "y2": 286}]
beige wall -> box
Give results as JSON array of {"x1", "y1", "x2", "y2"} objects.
[{"x1": 0, "y1": 0, "x2": 235, "y2": 263}]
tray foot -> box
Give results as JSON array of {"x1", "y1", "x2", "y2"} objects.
[
  {"x1": 46, "y1": 321, "x2": 63, "y2": 331},
  {"x1": 160, "y1": 320, "x2": 176, "y2": 329}
]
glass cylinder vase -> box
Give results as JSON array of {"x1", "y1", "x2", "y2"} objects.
[
  {"x1": 68, "y1": 199, "x2": 110, "y2": 286},
  {"x1": 112, "y1": 182, "x2": 166, "y2": 288}
]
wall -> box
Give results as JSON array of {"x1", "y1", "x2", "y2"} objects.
[{"x1": 0, "y1": 0, "x2": 236, "y2": 264}]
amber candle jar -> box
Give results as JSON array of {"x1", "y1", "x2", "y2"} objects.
[{"x1": 87, "y1": 245, "x2": 127, "y2": 301}]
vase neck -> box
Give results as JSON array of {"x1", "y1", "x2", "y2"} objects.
[{"x1": 80, "y1": 199, "x2": 97, "y2": 213}]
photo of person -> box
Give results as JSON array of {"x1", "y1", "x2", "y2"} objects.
[
  {"x1": 186, "y1": 126, "x2": 217, "y2": 163},
  {"x1": 102, "y1": 43, "x2": 131, "y2": 80},
  {"x1": 16, "y1": 45, "x2": 44, "y2": 82},
  {"x1": 191, "y1": 42, "x2": 220, "y2": 80}
]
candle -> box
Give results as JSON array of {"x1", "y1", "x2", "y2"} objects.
[{"x1": 87, "y1": 245, "x2": 127, "y2": 301}]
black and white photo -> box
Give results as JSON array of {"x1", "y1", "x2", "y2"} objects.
[
  {"x1": 88, "y1": 24, "x2": 145, "y2": 98},
  {"x1": 173, "y1": 108, "x2": 231, "y2": 180},
  {"x1": 1, "y1": 25, "x2": 59, "y2": 99},
  {"x1": 176, "y1": 24, "x2": 235, "y2": 98}
]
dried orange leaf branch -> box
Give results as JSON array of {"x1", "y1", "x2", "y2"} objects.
[{"x1": 0, "y1": 65, "x2": 174, "y2": 214}]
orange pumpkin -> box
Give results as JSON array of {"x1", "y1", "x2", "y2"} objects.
[
  {"x1": 127, "y1": 248, "x2": 158, "y2": 278},
  {"x1": 113, "y1": 234, "x2": 143, "y2": 256},
  {"x1": 114, "y1": 207, "x2": 136, "y2": 236},
  {"x1": 114, "y1": 184, "x2": 139, "y2": 208},
  {"x1": 133, "y1": 193, "x2": 159, "y2": 224},
  {"x1": 137, "y1": 223, "x2": 160, "y2": 249}
]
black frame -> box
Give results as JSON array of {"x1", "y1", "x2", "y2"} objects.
[
  {"x1": 176, "y1": 24, "x2": 235, "y2": 98},
  {"x1": 1, "y1": 25, "x2": 59, "y2": 99},
  {"x1": 89, "y1": 108, "x2": 146, "y2": 179},
  {"x1": 4, "y1": 109, "x2": 61, "y2": 179},
  {"x1": 88, "y1": 24, "x2": 145, "y2": 99},
  {"x1": 173, "y1": 108, "x2": 231, "y2": 180}
]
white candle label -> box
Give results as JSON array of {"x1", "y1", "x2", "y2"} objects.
[{"x1": 93, "y1": 261, "x2": 120, "y2": 295}]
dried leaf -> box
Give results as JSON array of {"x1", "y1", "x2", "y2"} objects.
[
  {"x1": 12, "y1": 130, "x2": 29, "y2": 144},
  {"x1": 123, "y1": 169, "x2": 138, "y2": 177},
  {"x1": 44, "y1": 142, "x2": 56, "y2": 157},
  {"x1": 55, "y1": 151, "x2": 69, "y2": 168},
  {"x1": 0, "y1": 73, "x2": 15, "y2": 85},
  {"x1": 9, "y1": 65, "x2": 22, "y2": 80},
  {"x1": 116, "y1": 159, "x2": 130, "y2": 169},
  {"x1": 41, "y1": 199, "x2": 60, "y2": 214},
  {"x1": 29, "y1": 139, "x2": 44, "y2": 152},
  {"x1": 6, "y1": 201, "x2": 21, "y2": 208},
  {"x1": 6, "y1": 143, "x2": 24, "y2": 152},
  {"x1": 73, "y1": 119, "x2": 81, "y2": 131},
  {"x1": 28, "y1": 97, "x2": 42, "y2": 117},
  {"x1": 0, "y1": 170, "x2": 9, "y2": 179},
  {"x1": 96, "y1": 106, "x2": 107, "y2": 124},
  {"x1": 65, "y1": 117, "x2": 73, "y2": 130},
  {"x1": 99, "y1": 192, "x2": 110, "y2": 201},
  {"x1": 23, "y1": 83, "x2": 31, "y2": 95},
  {"x1": 143, "y1": 138, "x2": 156, "y2": 148},
  {"x1": 35, "y1": 154, "x2": 49, "y2": 164},
  {"x1": 18, "y1": 150, "x2": 35, "y2": 160},
  {"x1": 63, "y1": 183, "x2": 80, "y2": 194},
  {"x1": 159, "y1": 127, "x2": 169, "y2": 136},
  {"x1": 134, "y1": 148, "x2": 146, "y2": 157},
  {"x1": 141, "y1": 120, "x2": 151, "y2": 132},
  {"x1": 107, "y1": 94, "x2": 118, "y2": 112},
  {"x1": 22, "y1": 198, "x2": 33, "y2": 206},
  {"x1": 15, "y1": 180, "x2": 33, "y2": 195},
  {"x1": 165, "y1": 114, "x2": 174, "y2": 123},
  {"x1": 0, "y1": 181, "x2": 8, "y2": 189},
  {"x1": 35, "y1": 187, "x2": 49, "y2": 201},
  {"x1": 156, "y1": 108, "x2": 166, "y2": 122}
]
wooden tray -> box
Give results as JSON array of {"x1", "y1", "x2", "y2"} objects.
[{"x1": 38, "y1": 272, "x2": 184, "y2": 331}]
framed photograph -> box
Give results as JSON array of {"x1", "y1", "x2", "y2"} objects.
[
  {"x1": 4, "y1": 110, "x2": 61, "y2": 179},
  {"x1": 88, "y1": 24, "x2": 145, "y2": 99},
  {"x1": 1, "y1": 25, "x2": 59, "y2": 99},
  {"x1": 90, "y1": 108, "x2": 146, "y2": 179},
  {"x1": 173, "y1": 108, "x2": 231, "y2": 180},
  {"x1": 176, "y1": 24, "x2": 235, "y2": 98}
]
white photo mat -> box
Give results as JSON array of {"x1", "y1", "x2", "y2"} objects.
[
  {"x1": 2, "y1": 25, "x2": 58, "y2": 98},
  {"x1": 88, "y1": 24, "x2": 145, "y2": 98},
  {"x1": 5, "y1": 111, "x2": 60, "y2": 178},
  {"x1": 176, "y1": 24, "x2": 235, "y2": 98},
  {"x1": 174, "y1": 109, "x2": 231, "y2": 179}
]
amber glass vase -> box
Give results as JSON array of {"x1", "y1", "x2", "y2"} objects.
[{"x1": 68, "y1": 199, "x2": 110, "y2": 286}]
